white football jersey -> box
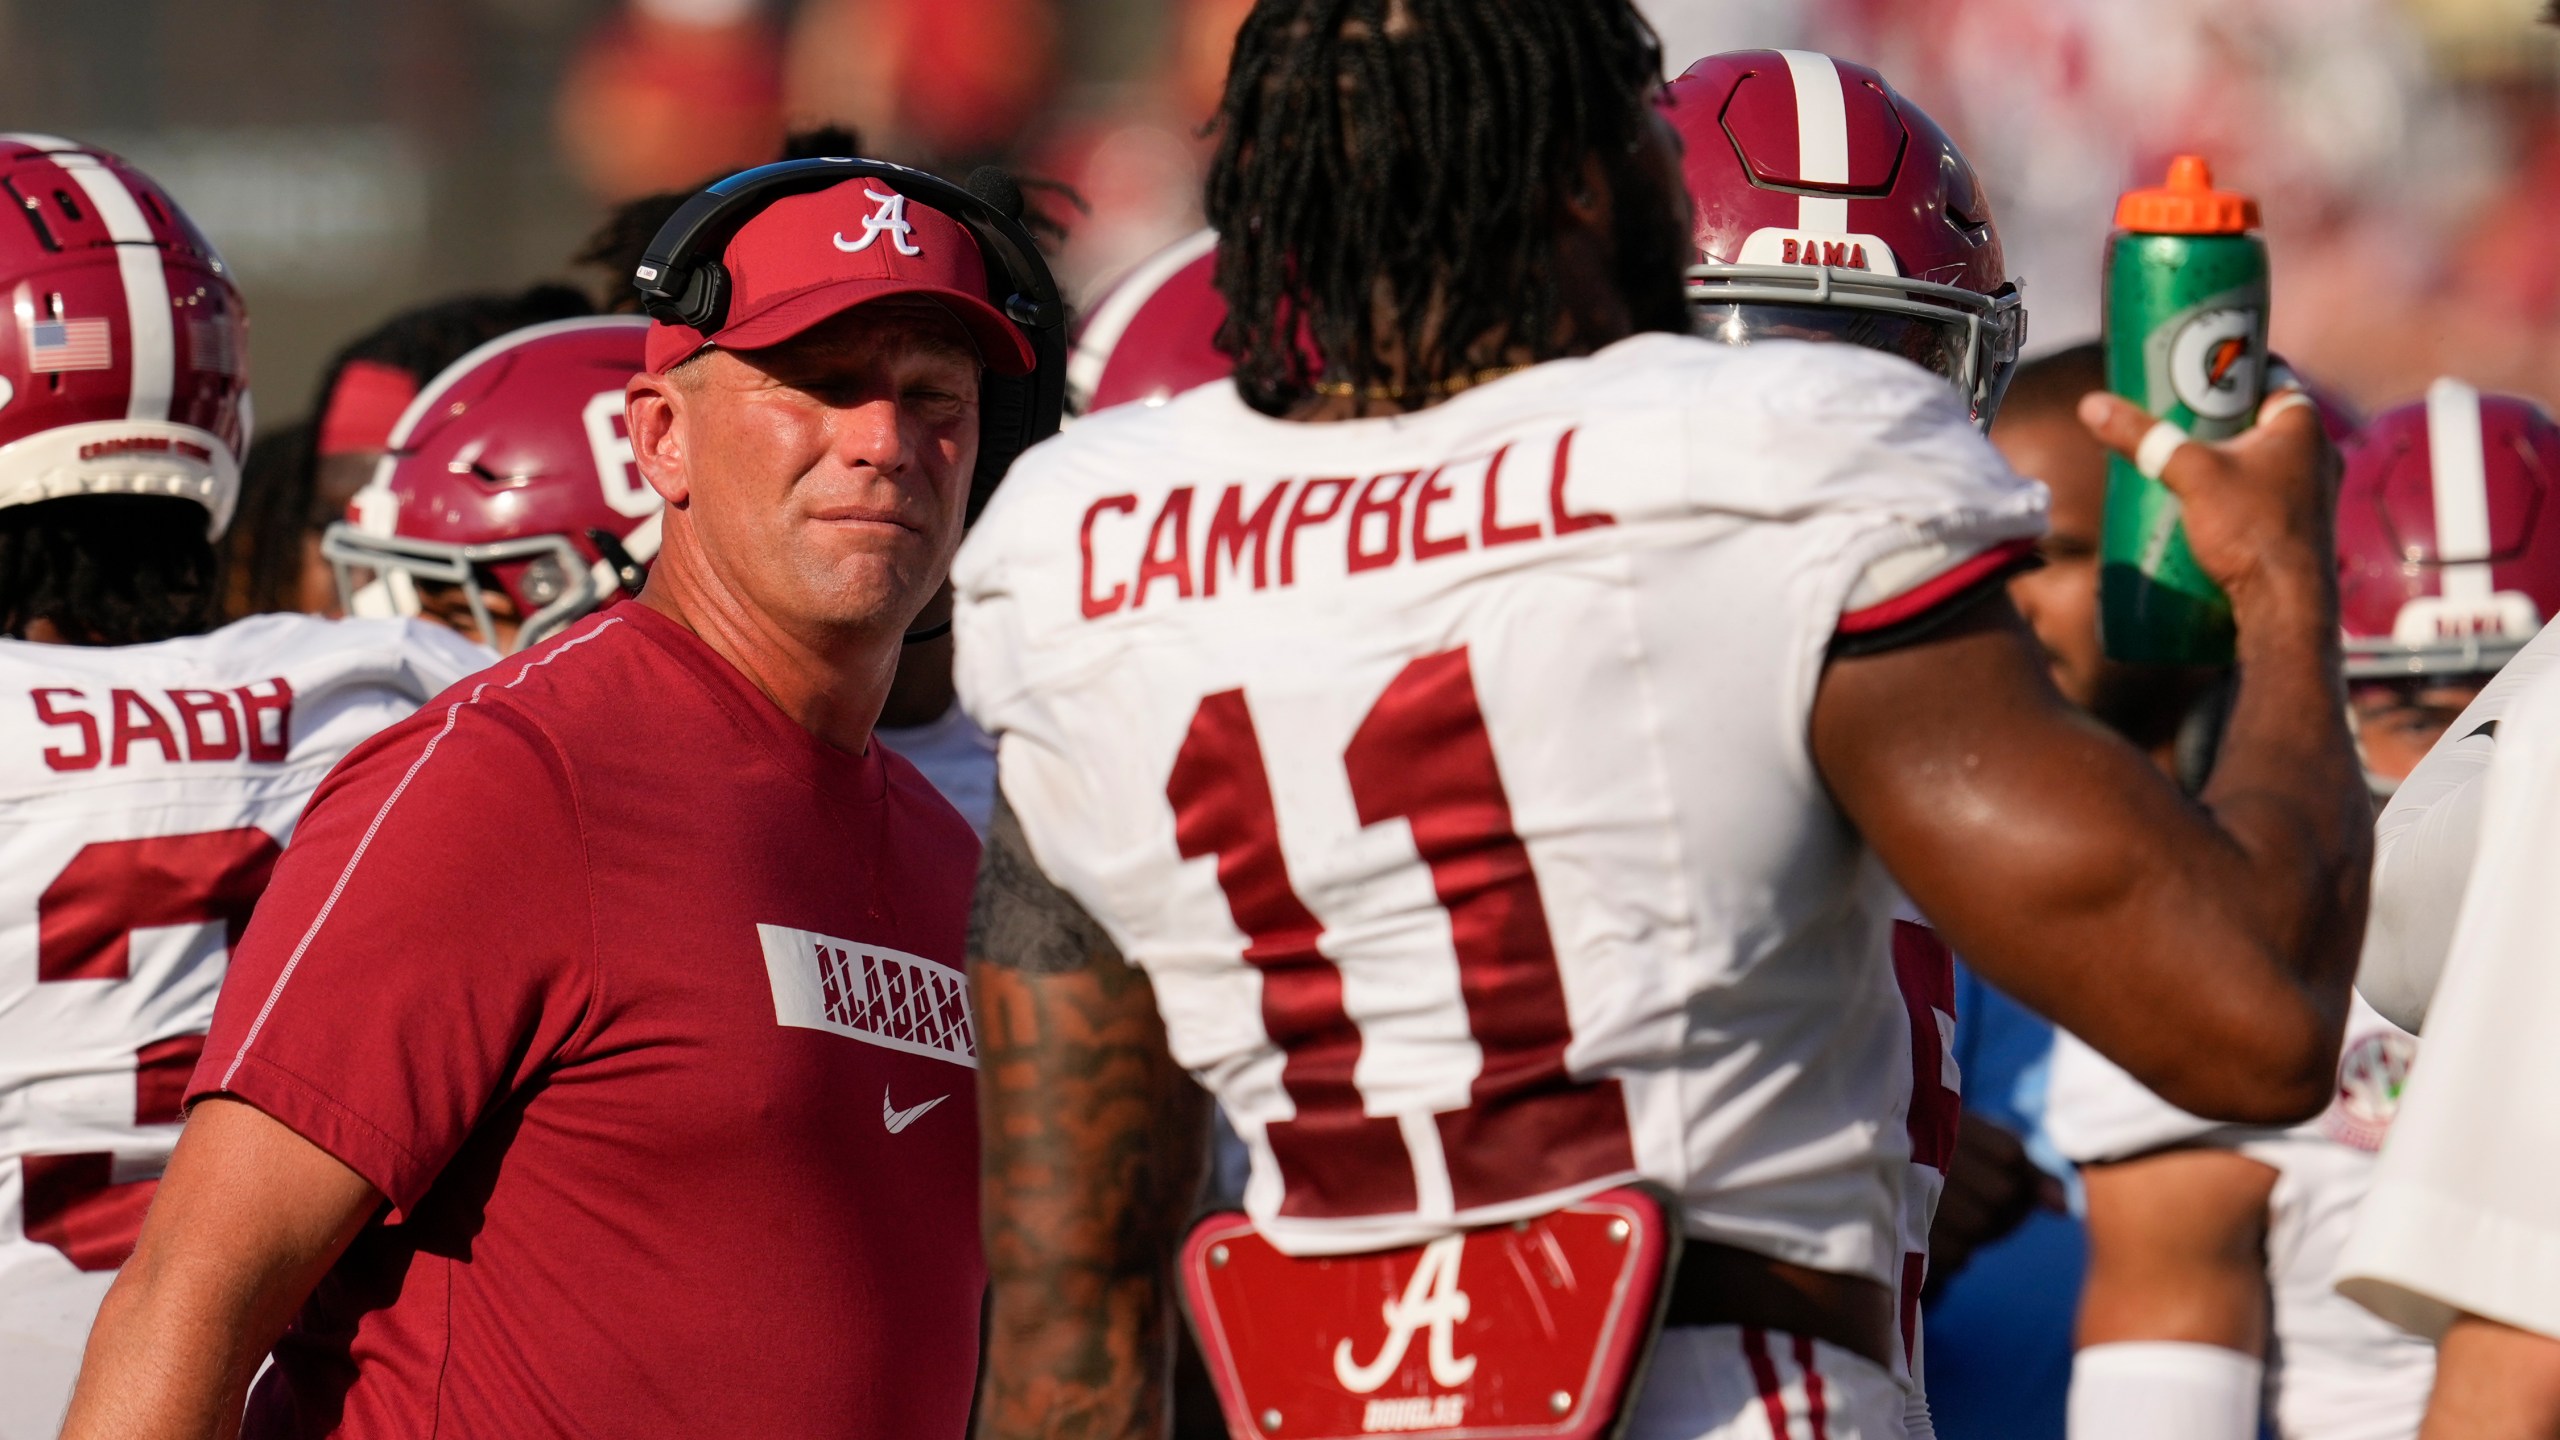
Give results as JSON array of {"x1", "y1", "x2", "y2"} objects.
[
  {"x1": 2356, "y1": 615, "x2": 2560, "y2": 1034},
  {"x1": 2342, "y1": 658, "x2": 2560, "y2": 1343},
  {"x1": 0, "y1": 613, "x2": 485, "y2": 1437},
  {"x1": 2045, "y1": 993, "x2": 2416, "y2": 1166},
  {"x1": 955, "y1": 333, "x2": 2045, "y2": 1278},
  {"x1": 2047, "y1": 997, "x2": 2438, "y2": 1435},
  {"x1": 1887, "y1": 909, "x2": 1961, "y2": 1393}
]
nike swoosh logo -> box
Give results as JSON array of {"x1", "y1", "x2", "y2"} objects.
[
  {"x1": 883, "y1": 1085, "x2": 947, "y2": 1135},
  {"x1": 2468, "y1": 720, "x2": 2499, "y2": 742}
]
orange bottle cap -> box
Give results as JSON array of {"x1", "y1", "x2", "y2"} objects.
[{"x1": 2114, "y1": 155, "x2": 2260, "y2": 235}]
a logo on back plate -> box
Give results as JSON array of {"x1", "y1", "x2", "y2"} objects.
[{"x1": 1334, "y1": 1235, "x2": 1479, "y2": 1395}]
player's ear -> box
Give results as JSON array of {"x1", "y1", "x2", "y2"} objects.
[
  {"x1": 625, "y1": 371, "x2": 690, "y2": 507},
  {"x1": 1562, "y1": 150, "x2": 1610, "y2": 230}
]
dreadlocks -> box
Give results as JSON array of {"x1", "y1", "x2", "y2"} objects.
[
  {"x1": 1206, "y1": 0, "x2": 1669, "y2": 413},
  {"x1": 1, "y1": 495, "x2": 220, "y2": 644}
]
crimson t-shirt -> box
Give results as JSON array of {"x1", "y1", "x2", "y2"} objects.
[{"x1": 188, "y1": 602, "x2": 985, "y2": 1438}]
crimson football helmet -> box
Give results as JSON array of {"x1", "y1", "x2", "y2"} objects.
[
  {"x1": 323, "y1": 316, "x2": 658, "y2": 653},
  {"x1": 1663, "y1": 51, "x2": 2025, "y2": 427},
  {"x1": 2338, "y1": 378, "x2": 2560, "y2": 681},
  {"x1": 0, "y1": 134, "x2": 249, "y2": 536},
  {"x1": 1065, "y1": 228, "x2": 1227, "y2": 417}
]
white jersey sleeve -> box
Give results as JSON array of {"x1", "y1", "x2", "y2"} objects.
[
  {"x1": 0, "y1": 613, "x2": 477, "y2": 1429},
  {"x1": 1887, "y1": 903, "x2": 1961, "y2": 1393},
  {"x1": 2340, "y1": 661, "x2": 2560, "y2": 1342},
  {"x1": 957, "y1": 333, "x2": 2043, "y2": 1273},
  {"x1": 2356, "y1": 618, "x2": 2560, "y2": 1033},
  {"x1": 2046, "y1": 993, "x2": 2414, "y2": 1165}
]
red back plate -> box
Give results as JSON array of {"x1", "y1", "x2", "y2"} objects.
[{"x1": 1179, "y1": 1185, "x2": 1679, "y2": 1440}]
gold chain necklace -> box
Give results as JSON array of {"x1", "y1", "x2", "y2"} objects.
[{"x1": 1311, "y1": 362, "x2": 1536, "y2": 401}]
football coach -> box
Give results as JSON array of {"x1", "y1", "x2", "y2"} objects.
[{"x1": 61, "y1": 162, "x2": 1064, "y2": 1439}]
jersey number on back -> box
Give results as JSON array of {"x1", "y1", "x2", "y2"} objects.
[
  {"x1": 23, "y1": 828, "x2": 280, "y2": 1271},
  {"x1": 1168, "y1": 647, "x2": 1635, "y2": 1220}
]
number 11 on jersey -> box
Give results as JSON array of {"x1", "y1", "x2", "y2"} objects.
[{"x1": 1167, "y1": 647, "x2": 1636, "y2": 1223}]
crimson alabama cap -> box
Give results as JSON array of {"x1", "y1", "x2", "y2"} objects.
[{"x1": 642, "y1": 177, "x2": 1039, "y2": 378}]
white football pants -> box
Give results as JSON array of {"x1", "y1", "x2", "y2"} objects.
[{"x1": 1625, "y1": 1324, "x2": 1906, "y2": 1440}]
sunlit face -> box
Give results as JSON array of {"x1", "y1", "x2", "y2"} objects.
[
  {"x1": 413, "y1": 578, "x2": 520, "y2": 654},
  {"x1": 2000, "y1": 409, "x2": 2112, "y2": 710},
  {"x1": 1998, "y1": 401, "x2": 2225, "y2": 755},
  {"x1": 653, "y1": 299, "x2": 982, "y2": 643},
  {"x1": 2352, "y1": 677, "x2": 2488, "y2": 785}
]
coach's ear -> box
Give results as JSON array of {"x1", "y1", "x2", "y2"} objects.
[{"x1": 625, "y1": 370, "x2": 690, "y2": 507}]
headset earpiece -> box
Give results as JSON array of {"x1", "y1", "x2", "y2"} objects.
[{"x1": 667, "y1": 262, "x2": 729, "y2": 333}]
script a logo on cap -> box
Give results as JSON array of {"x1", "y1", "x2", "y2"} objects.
[{"x1": 834, "y1": 188, "x2": 922, "y2": 258}]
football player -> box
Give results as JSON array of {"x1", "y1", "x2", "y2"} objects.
[
  {"x1": 1067, "y1": 181, "x2": 1993, "y2": 1433},
  {"x1": 2336, "y1": 383, "x2": 2560, "y2": 799},
  {"x1": 323, "y1": 315, "x2": 662, "y2": 656},
  {"x1": 1667, "y1": 51, "x2": 2031, "y2": 1434},
  {"x1": 0, "y1": 135, "x2": 485, "y2": 1436},
  {"x1": 2353, "y1": 389, "x2": 2560, "y2": 1037},
  {"x1": 221, "y1": 285, "x2": 598, "y2": 620},
  {"x1": 2035, "y1": 374, "x2": 2560, "y2": 1440},
  {"x1": 2329, "y1": 390, "x2": 2560, "y2": 1439},
  {"x1": 1068, "y1": 194, "x2": 1997, "y2": 1435},
  {"x1": 2338, "y1": 3, "x2": 2560, "y2": 1416},
  {"x1": 2001, "y1": 346, "x2": 2233, "y2": 788},
  {"x1": 957, "y1": 10, "x2": 2364, "y2": 1440}
]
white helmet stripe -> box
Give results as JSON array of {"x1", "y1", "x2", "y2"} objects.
[
  {"x1": 1, "y1": 133, "x2": 78, "y2": 152},
  {"x1": 2427, "y1": 376, "x2": 2495, "y2": 605},
  {"x1": 54, "y1": 153, "x2": 174, "y2": 424},
  {"x1": 1777, "y1": 50, "x2": 1851, "y2": 234},
  {"x1": 383, "y1": 314, "x2": 646, "y2": 450}
]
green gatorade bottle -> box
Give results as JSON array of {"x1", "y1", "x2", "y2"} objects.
[{"x1": 2099, "y1": 155, "x2": 2270, "y2": 665}]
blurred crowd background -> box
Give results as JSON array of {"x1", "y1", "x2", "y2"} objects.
[
  {"x1": 4, "y1": 0, "x2": 2554, "y2": 432},
  {"x1": 0, "y1": 3, "x2": 2540, "y2": 1434}
]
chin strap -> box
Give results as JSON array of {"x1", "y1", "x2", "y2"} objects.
[{"x1": 585, "y1": 528, "x2": 649, "y2": 598}]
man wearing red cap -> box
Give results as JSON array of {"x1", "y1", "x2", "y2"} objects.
[{"x1": 60, "y1": 173, "x2": 1043, "y2": 1440}]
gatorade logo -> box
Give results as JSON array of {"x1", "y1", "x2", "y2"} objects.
[{"x1": 2168, "y1": 309, "x2": 2263, "y2": 422}]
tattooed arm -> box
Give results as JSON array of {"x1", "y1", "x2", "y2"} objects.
[{"x1": 972, "y1": 794, "x2": 1211, "y2": 1440}]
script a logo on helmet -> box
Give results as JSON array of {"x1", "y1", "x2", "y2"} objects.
[{"x1": 834, "y1": 188, "x2": 922, "y2": 258}]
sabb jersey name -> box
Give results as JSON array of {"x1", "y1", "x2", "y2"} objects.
[
  {"x1": 32, "y1": 678, "x2": 294, "y2": 770},
  {"x1": 956, "y1": 333, "x2": 2043, "y2": 1273},
  {"x1": 0, "y1": 612, "x2": 484, "y2": 1416}
]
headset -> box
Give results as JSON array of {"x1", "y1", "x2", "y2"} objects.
[{"x1": 633, "y1": 156, "x2": 1068, "y2": 525}]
